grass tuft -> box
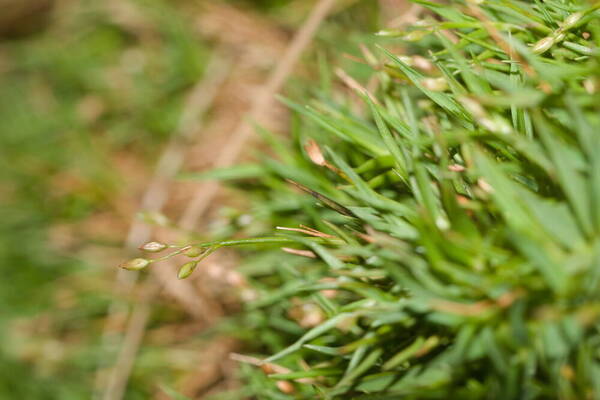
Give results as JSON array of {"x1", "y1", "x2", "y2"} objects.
[{"x1": 131, "y1": 0, "x2": 600, "y2": 398}]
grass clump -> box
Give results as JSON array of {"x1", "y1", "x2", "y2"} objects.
[{"x1": 132, "y1": 0, "x2": 600, "y2": 398}]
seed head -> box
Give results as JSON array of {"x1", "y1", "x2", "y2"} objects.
[
  {"x1": 403, "y1": 29, "x2": 430, "y2": 42},
  {"x1": 583, "y1": 78, "x2": 597, "y2": 94},
  {"x1": 532, "y1": 37, "x2": 554, "y2": 54},
  {"x1": 139, "y1": 241, "x2": 167, "y2": 253},
  {"x1": 177, "y1": 261, "x2": 198, "y2": 279},
  {"x1": 562, "y1": 12, "x2": 583, "y2": 30},
  {"x1": 375, "y1": 29, "x2": 402, "y2": 37},
  {"x1": 276, "y1": 381, "x2": 295, "y2": 394},
  {"x1": 141, "y1": 211, "x2": 170, "y2": 227},
  {"x1": 120, "y1": 258, "x2": 150, "y2": 271},
  {"x1": 460, "y1": 96, "x2": 485, "y2": 118},
  {"x1": 184, "y1": 246, "x2": 204, "y2": 258},
  {"x1": 421, "y1": 77, "x2": 448, "y2": 92},
  {"x1": 412, "y1": 56, "x2": 434, "y2": 73},
  {"x1": 304, "y1": 139, "x2": 326, "y2": 166},
  {"x1": 397, "y1": 55, "x2": 413, "y2": 66}
]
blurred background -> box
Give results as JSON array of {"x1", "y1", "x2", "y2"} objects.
[{"x1": 0, "y1": 0, "x2": 406, "y2": 398}]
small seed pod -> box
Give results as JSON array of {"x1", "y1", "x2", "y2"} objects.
[
  {"x1": 120, "y1": 258, "x2": 150, "y2": 271},
  {"x1": 421, "y1": 77, "x2": 448, "y2": 92},
  {"x1": 583, "y1": 78, "x2": 597, "y2": 94},
  {"x1": 276, "y1": 380, "x2": 295, "y2": 394},
  {"x1": 478, "y1": 178, "x2": 494, "y2": 193},
  {"x1": 183, "y1": 246, "x2": 204, "y2": 258},
  {"x1": 260, "y1": 363, "x2": 275, "y2": 374},
  {"x1": 375, "y1": 29, "x2": 402, "y2": 37},
  {"x1": 412, "y1": 55, "x2": 434, "y2": 73},
  {"x1": 304, "y1": 139, "x2": 326, "y2": 166},
  {"x1": 139, "y1": 241, "x2": 167, "y2": 253},
  {"x1": 397, "y1": 55, "x2": 414, "y2": 66},
  {"x1": 459, "y1": 96, "x2": 485, "y2": 118},
  {"x1": 561, "y1": 12, "x2": 583, "y2": 30},
  {"x1": 403, "y1": 29, "x2": 430, "y2": 42},
  {"x1": 532, "y1": 36, "x2": 554, "y2": 54},
  {"x1": 177, "y1": 261, "x2": 198, "y2": 279},
  {"x1": 553, "y1": 32, "x2": 566, "y2": 43}
]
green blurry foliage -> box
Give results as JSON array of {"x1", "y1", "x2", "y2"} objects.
[{"x1": 0, "y1": 0, "x2": 206, "y2": 397}]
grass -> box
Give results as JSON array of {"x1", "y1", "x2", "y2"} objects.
[
  {"x1": 133, "y1": 0, "x2": 600, "y2": 398},
  {"x1": 0, "y1": 0, "x2": 382, "y2": 398}
]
